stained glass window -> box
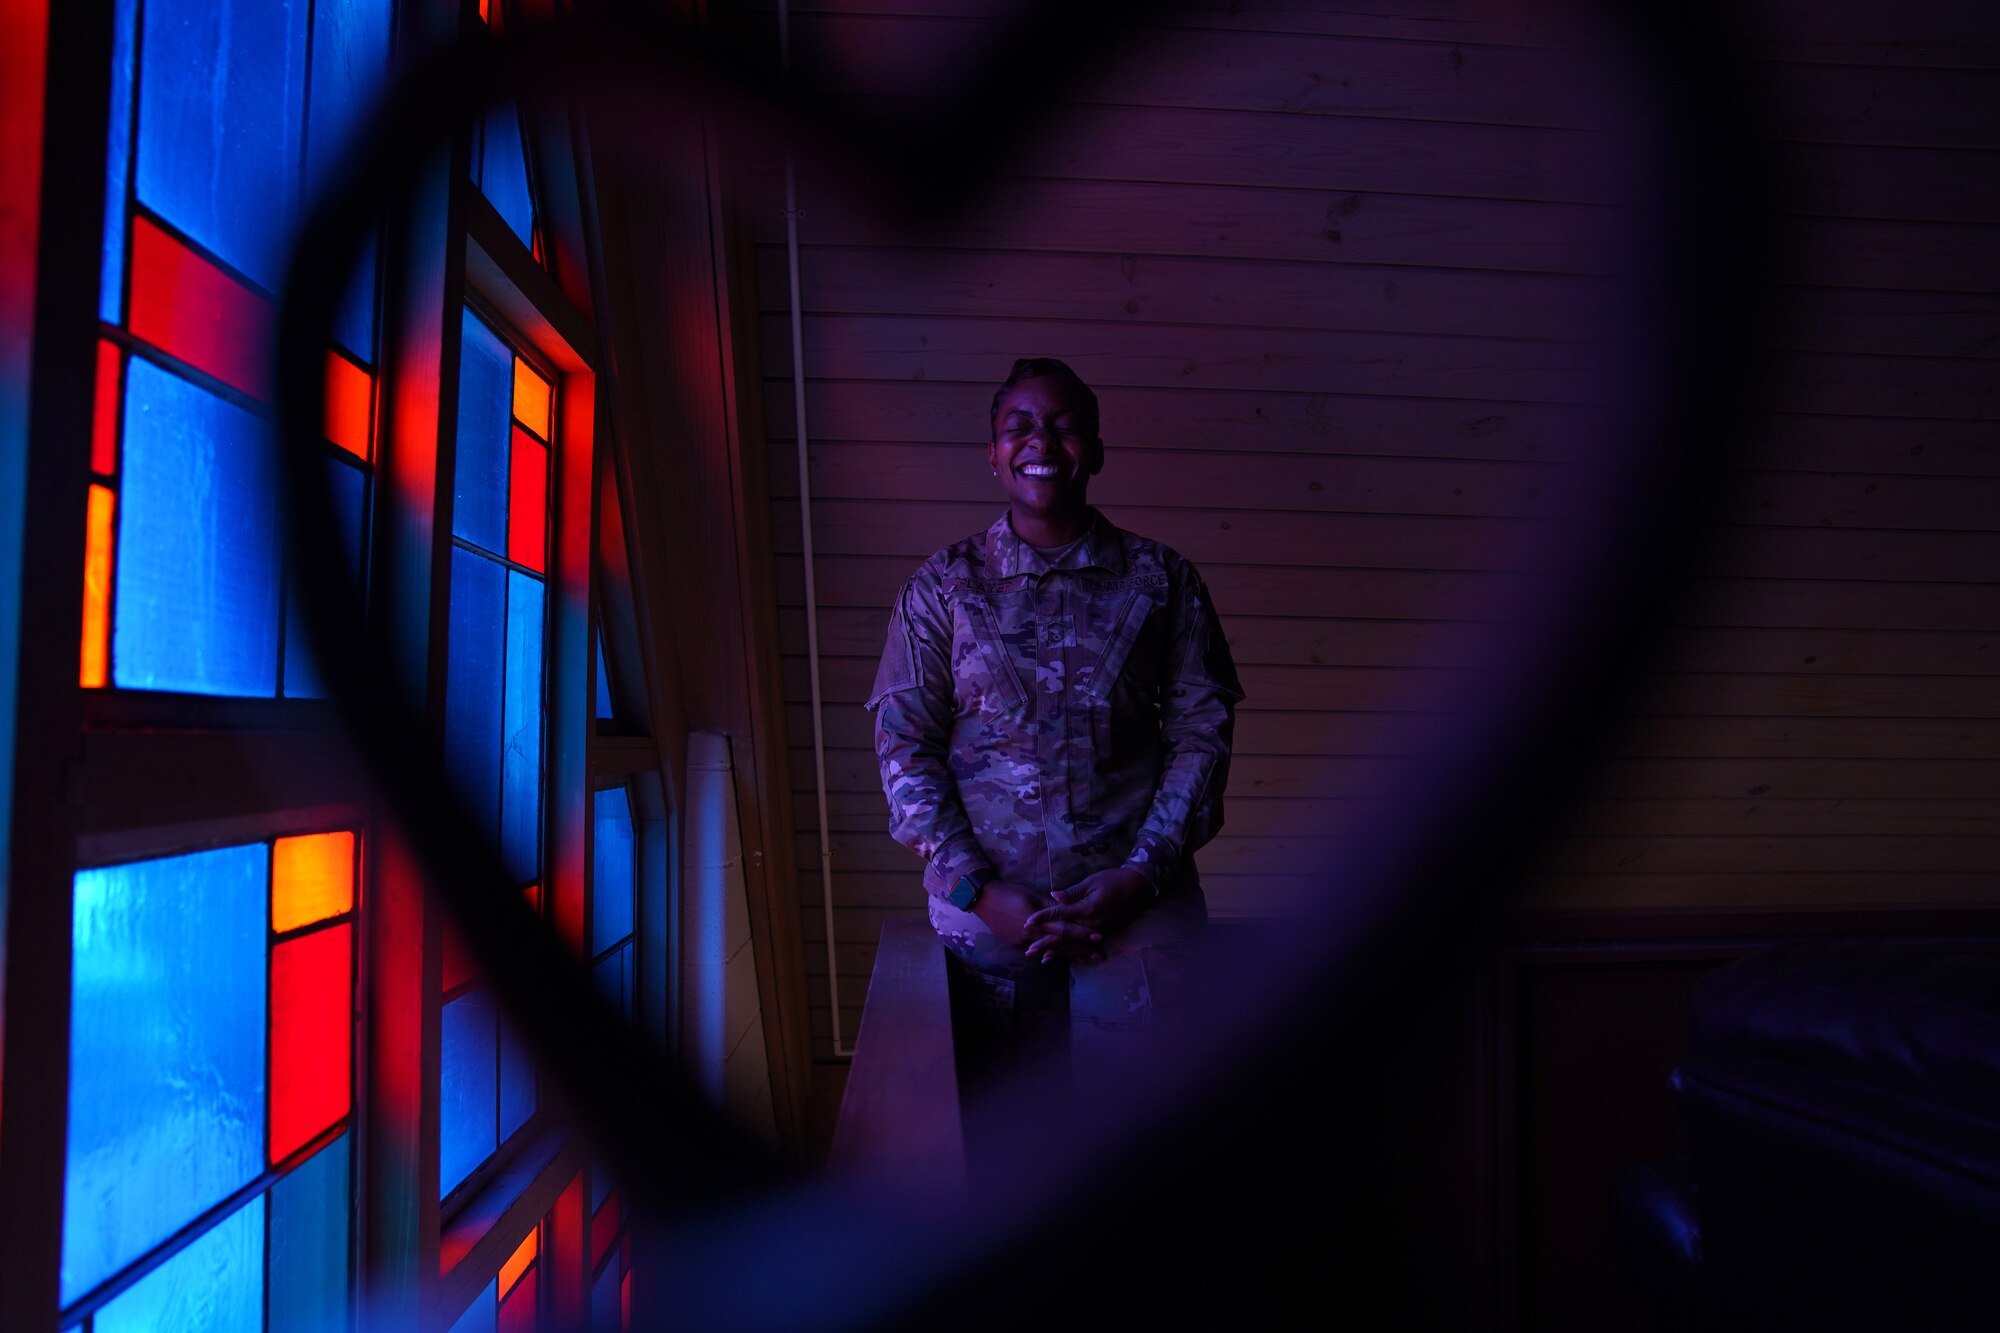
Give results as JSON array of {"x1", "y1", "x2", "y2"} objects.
[
  {"x1": 85, "y1": 0, "x2": 388, "y2": 699},
  {"x1": 447, "y1": 1216, "x2": 548, "y2": 1333},
  {"x1": 441, "y1": 306, "x2": 553, "y2": 1201},
  {"x1": 592, "y1": 786, "x2": 637, "y2": 1023},
  {"x1": 63, "y1": 834, "x2": 358, "y2": 1330},
  {"x1": 590, "y1": 1172, "x2": 635, "y2": 1333}
]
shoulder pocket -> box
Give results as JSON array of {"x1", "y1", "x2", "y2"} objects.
[
  {"x1": 1086, "y1": 589, "x2": 1158, "y2": 701},
  {"x1": 957, "y1": 594, "x2": 1030, "y2": 714}
]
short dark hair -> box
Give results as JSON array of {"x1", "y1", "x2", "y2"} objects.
[{"x1": 988, "y1": 357, "x2": 1100, "y2": 440}]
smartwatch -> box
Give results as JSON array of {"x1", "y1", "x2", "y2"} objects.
[{"x1": 948, "y1": 866, "x2": 994, "y2": 911}]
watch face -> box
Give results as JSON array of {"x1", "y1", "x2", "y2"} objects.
[{"x1": 950, "y1": 877, "x2": 978, "y2": 910}]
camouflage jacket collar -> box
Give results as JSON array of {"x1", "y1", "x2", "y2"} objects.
[{"x1": 988, "y1": 509, "x2": 1128, "y2": 579}]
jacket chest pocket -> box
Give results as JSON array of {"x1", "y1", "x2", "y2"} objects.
[
  {"x1": 950, "y1": 594, "x2": 1030, "y2": 714},
  {"x1": 1085, "y1": 587, "x2": 1165, "y2": 702}
]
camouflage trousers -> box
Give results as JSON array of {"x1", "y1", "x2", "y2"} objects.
[{"x1": 931, "y1": 886, "x2": 1209, "y2": 1133}]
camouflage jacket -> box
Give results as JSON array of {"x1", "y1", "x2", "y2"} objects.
[{"x1": 867, "y1": 509, "x2": 1244, "y2": 902}]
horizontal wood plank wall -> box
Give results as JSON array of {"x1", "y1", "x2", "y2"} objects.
[{"x1": 734, "y1": 0, "x2": 2000, "y2": 1059}]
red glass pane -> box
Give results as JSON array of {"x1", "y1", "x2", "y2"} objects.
[
  {"x1": 442, "y1": 925, "x2": 475, "y2": 996},
  {"x1": 270, "y1": 921, "x2": 353, "y2": 1162},
  {"x1": 507, "y1": 427, "x2": 546, "y2": 572},
  {"x1": 128, "y1": 215, "x2": 272, "y2": 400},
  {"x1": 497, "y1": 1265, "x2": 537, "y2": 1333},
  {"x1": 91, "y1": 339, "x2": 122, "y2": 475},
  {"x1": 621, "y1": 1269, "x2": 631, "y2": 1331},
  {"x1": 324, "y1": 350, "x2": 372, "y2": 460},
  {"x1": 591, "y1": 1190, "x2": 619, "y2": 1270}
]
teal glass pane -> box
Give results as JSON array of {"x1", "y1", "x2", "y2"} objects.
[
  {"x1": 498, "y1": 1016, "x2": 535, "y2": 1143},
  {"x1": 282, "y1": 453, "x2": 368, "y2": 698},
  {"x1": 441, "y1": 988, "x2": 497, "y2": 1198},
  {"x1": 449, "y1": 1280, "x2": 498, "y2": 1333},
  {"x1": 500, "y1": 572, "x2": 544, "y2": 885},
  {"x1": 591, "y1": 787, "x2": 634, "y2": 955},
  {"x1": 445, "y1": 551, "x2": 506, "y2": 846},
  {"x1": 135, "y1": 0, "x2": 309, "y2": 292},
  {"x1": 593, "y1": 629, "x2": 612, "y2": 720},
  {"x1": 100, "y1": 0, "x2": 138, "y2": 324},
  {"x1": 453, "y1": 309, "x2": 511, "y2": 553},
  {"x1": 477, "y1": 104, "x2": 536, "y2": 250},
  {"x1": 94, "y1": 1194, "x2": 264, "y2": 1333},
  {"x1": 307, "y1": 0, "x2": 392, "y2": 360},
  {"x1": 115, "y1": 358, "x2": 281, "y2": 695},
  {"x1": 64, "y1": 844, "x2": 267, "y2": 1306},
  {"x1": 269, "y1": 1133, "x2": 351, "y2": 1333}
]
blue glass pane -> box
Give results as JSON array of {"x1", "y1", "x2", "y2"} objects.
[
  {"x1": 100, "y1": 0, "x2": 138, "y2": 324},
  {"x1": 269, "y1": 1133, "x2": 351, "y2": 1333},
  {"x1": 331, "y1": 237, "x2": 380, "y2": 365},
  {"x1": 498, "y1": 1016, "x2": 535, "y2": 1143},
  {"x1": 135, "y1": 0, "x2": 309, "y2": 291},
  {"x1": 64, "y1": 845, "x2": 267, "y2": 1306},
  {"x1": 449, "y1": 1280, "x2": 498, "y2": 1333},
  {"x1": 590, "y1": 1157, "x2": 612, "y2": 1216},
  {"x1": 453, "y1": 309, "x2": 511, "y2": 552},
  {"x1": 592, "y1": 946, "x2": 630, "y2": 1021},
  {"x1": 594, "y1": 630, "x2": 612, "y2": 720},
  {"x1": 591, "y1": 788, "x2": 634, "y2": 955},
  {"x1": 445, "y1": 551, "x2": 506, "y2": 846},
  {"x1": 478, "y1": 104, "x2": 536, "y2": 250},
  {"x1": 501, "y1": 573, "x2": 544, "y2": 885},
  {"x1": 115, "y1": 359, "x2": 281, "y2": 695},
  {"x1": 441, "y1": 988, "x2": 498, "y2": 1198},
  {"x1": 95, "y1": 1195, "x2": 264, "y2": 1333},
  {"x1": 307, "y1": 0, "x2": 392, "y2": 360},
  {"x1": 591, "y1": 1261, "x2": 619, "y2": 1332},
  {"x1": 283, "y1": 453, "x2": 368, "y2": 698}
]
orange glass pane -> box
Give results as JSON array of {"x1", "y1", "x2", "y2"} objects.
[
  {"x1": 498, "y1": 1225, "x2": 538, "y2": 1299},
  {"x1": 273, "y1": 831, "x2": 356, "y2": 933},
  {"x1": 523, "y1": 881, "x2": 541, "y2": 913},
  {"x1": 507, "y1": 428, "x2": 546, "y2": 572},
  {"x1": 478, "y1": 0, "x2": 490, "y2": 22},
  {"x1": 79, "y1": 484, "x2": 116, "y2": 688},
  {"x1": 511, "y1": 357, "x2": 550, "y2": 439},
  {"x1": 91, "y1": 340, "x2": 122, "y2": 476},
  {"x1": 323, "y1": 350, "x2": 372, "y2": 460}
]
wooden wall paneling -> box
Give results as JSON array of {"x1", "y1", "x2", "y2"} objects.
[
  {"x1": 747, "y1": 174, "x2": 1622, "y2": 274},
  {"x1": 755, "y1": 244, "x2": 1621, "y2": 342},
  {"x1": 761, "y1": 378, "x2": 1595, "y2": 461},
  {"x1": 745, "y1": 0, "x2": 2000, "y2": 1082},
  {"x1": 760, "y1": 313, "x2": 1616, "y2": 401}
]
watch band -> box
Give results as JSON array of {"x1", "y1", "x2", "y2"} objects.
[{"x1": 948, "y1": 866, "x2": 993, "y2": 911}]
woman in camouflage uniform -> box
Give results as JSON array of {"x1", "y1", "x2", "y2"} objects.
[{"x1": 867, "y1": 358, "x2": 1244, "y2": 1073}]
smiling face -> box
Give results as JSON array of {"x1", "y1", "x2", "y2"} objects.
[{"x1": 986, "y1": 372, "x2": 1103, "y2": 545}]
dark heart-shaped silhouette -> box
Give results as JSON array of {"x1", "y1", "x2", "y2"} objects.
[{"x1": 275, "y1": 2, "x2": 1765, "y2": 1324}]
